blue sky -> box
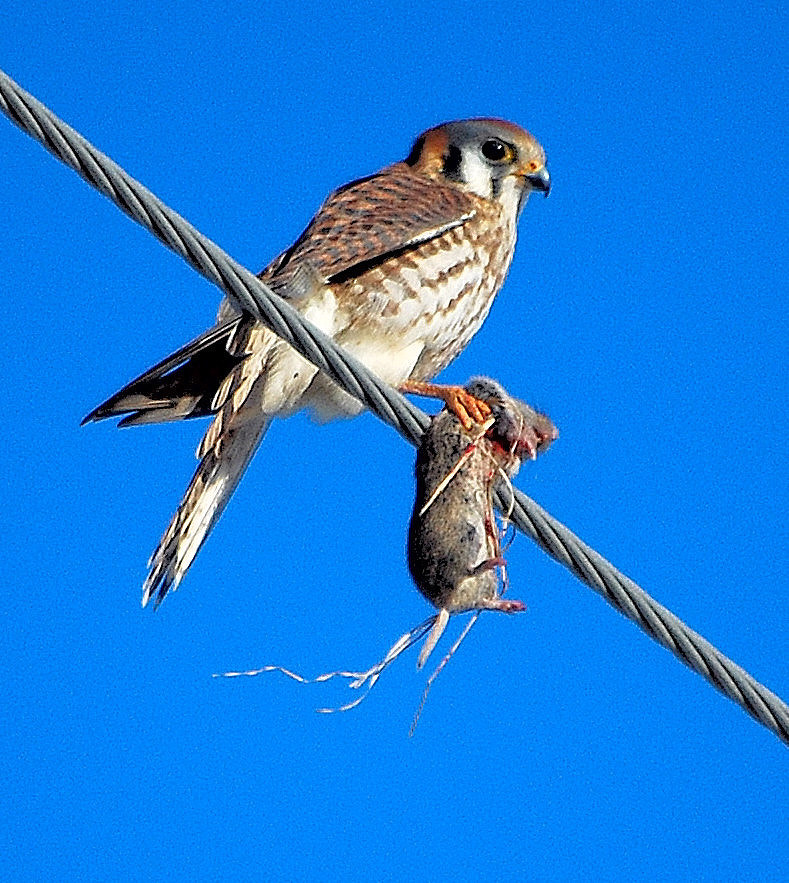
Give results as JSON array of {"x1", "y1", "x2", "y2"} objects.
[{"x1": 1, "y1": 1, "x2": 787, "y2": 879}]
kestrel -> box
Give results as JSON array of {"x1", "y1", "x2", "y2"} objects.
[{"x1": 84, "y1": 118, "x2": 550, "y2": 607}]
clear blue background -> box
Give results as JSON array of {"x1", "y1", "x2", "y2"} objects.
[{"x1": 1, "y1": 1, "x2": 787, "y2": 879}]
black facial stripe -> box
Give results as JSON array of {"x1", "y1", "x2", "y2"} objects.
[
  {"x1": 491, "y1": 177, "x2": 501, "y2": 198},
  {"x1": 441, "y1": 144, "x2": 464, "y2": 183},
  {"x1": 516, "y1": 186, "x2": 528, "y2": 216},
  {"x1": 404, "y1": 135, "x2": 426, "y2": 166}
]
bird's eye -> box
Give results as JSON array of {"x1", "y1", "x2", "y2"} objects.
[{"x1": 481, "y1": 138, "x2": 510, "y2": 162}]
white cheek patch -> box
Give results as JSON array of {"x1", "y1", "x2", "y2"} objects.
[{"x1": 459, "y1": 152, "x2": 494, "y2": 199}]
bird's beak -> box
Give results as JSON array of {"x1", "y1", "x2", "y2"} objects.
[{"x1": 524, "y1": 165, "x2": 551, "y2": 197}]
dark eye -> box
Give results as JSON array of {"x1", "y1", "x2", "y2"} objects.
[{"x1": 481, "y1": 138, "x2": 509, "y2": 161}]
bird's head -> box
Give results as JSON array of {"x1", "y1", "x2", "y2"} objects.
[{"x1": 405, "y1": 118, "x2": 550, "y2": 216}]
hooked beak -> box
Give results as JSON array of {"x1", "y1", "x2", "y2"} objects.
[{"x1": 525, "y1": 165, "x2": 551, "y2": 197}]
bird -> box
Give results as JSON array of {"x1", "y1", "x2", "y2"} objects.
[{"x1": 83, "y1": 118, "x2": 551, "y2": 607}]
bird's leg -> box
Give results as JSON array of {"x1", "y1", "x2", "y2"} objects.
[{"x1": 399, "y1": 379, "x2": 492, "y2": 430}]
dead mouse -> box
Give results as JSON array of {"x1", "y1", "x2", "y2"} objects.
[{"x1": 407, "y1": 377, "x2": 557, "y2": 667}]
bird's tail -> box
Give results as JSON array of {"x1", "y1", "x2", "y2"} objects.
[
  {"x1": 142, "y1": 412, "x2": 271, "y2": 607},
  {"x1": 82, "y1": 317, "x2": 244, "y2": 427}
]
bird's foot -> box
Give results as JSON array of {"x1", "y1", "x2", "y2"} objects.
[{"x1": 399, "y1": 380, "x2": 492, "y2": 431}]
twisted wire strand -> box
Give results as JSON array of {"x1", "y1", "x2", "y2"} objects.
[{"x1": 2, "y1": 68, "x2": 786, "y2": 745}]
